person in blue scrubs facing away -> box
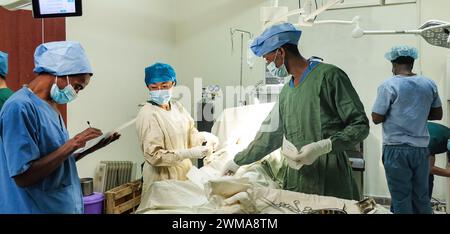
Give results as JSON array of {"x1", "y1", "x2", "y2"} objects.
[
  {"x1": 372, "y1": 45, "x2": 443, "y2": 214},
  {"x1": 0, "y1": 41, "x2": 120, "y2": 214}
]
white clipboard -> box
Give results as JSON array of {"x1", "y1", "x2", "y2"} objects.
[{"x1": 74, "y1": 118, "x2": 137, "y2": 154}]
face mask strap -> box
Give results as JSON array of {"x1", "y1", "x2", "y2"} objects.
[
  {"x1": 274, "y1": 48, "x2": 286, "y2": 69},
  {"x1": 54, "y1": 75, "x2": 70, "y2": 87},
  {"x1": 273, "y1": 49, "x2": 279, "y2": 63}
]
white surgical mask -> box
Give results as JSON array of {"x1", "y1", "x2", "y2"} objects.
[
  {"x1": 50, "y1": 76, "x2": 78, "y2": 104},
  {"x1": 267, "y1": 49, "x2": 289, "y2": 77},
  {"x1": 149, "y1": 89, "x2": 172, "y2": 105}
]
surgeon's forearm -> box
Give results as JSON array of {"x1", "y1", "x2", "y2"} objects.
[
  {"x1": 330, "y1": 121, "x2": 369, "y2": 153},
  {"x1": 234, "y1": 132, "x2": 283, "y2": 166},
  {"x1": 371, "y1": 112, "x2": 385, "y2": 125},
  {"x1": 13, "y1": 144, "x2": 76, "y2": 188},
  {"x1": 430, "y1": 166, "x2": 450, "y2": 177},
  {"x1": 144, "y1": 150, "x2": 183, "y2": 167}
]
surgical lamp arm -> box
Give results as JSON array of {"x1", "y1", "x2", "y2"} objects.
[
  {"x1": 304, "y1": 0, "x2": 344, "y2": 22},
  {"x1": 265, "y1": 0, "x2": 344, "y2": 27},
  {"x1": 311, "y1": 19, "x2": 355, "y2": 25},
  {"x1": 362, "y1": 30, "x2": 422, "y2": 35}
]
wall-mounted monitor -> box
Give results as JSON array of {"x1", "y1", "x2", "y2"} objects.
[{"x1": 32, "y1": 0, "x2": 82, "y2": 18}]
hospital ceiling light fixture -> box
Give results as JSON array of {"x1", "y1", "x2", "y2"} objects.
[
  {"x1": 352, "y1": 20, "x2": 450, "y2": 49},
  {"x1": 263, "y1": 0, "x2": 359, "y2": 29}
]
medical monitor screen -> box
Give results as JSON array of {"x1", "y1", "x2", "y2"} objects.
[{"x1": 32, "y1": 0, "x2": 82, "y2": 18}]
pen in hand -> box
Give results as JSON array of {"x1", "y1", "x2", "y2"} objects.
[{"x1": 87, "y1": 121, "x2": 92, "y2": 128}]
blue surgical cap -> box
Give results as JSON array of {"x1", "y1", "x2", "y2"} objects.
[
  {"x1": 250, "y1": 23, "x2": 302, "y2": 57},
  {"x1": 0, "y1": 51, "x2": 8, "y2": 78},
  {"x1": 34, "y1": 41, "x2": 93, "y2": 76},
  {"x1": 385, "y1": 45, "x2": 419, "y2": 61},
  {"x1": 145, "y1": 63, "x2": 177, "y2": 86}
]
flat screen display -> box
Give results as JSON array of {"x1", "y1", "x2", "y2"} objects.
[{"x1": 32, "y1": 0, "x2": 82, "y2": 18}]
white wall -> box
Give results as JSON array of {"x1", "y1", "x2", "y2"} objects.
[
  {"x1": 66, "y1": 0, "x2": 177, "y2": 179},
  {"x1": 175, "y1": 0, "x2": 266, "y2": 112},
  {"x1": 174, "y1": 0, "x2": 450, "y2": 200}
]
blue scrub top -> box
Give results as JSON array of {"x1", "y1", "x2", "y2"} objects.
[
  {"x1": 0, "y1": 87, "x2": 83, "y2": 214},
  {"x1": 372, "y1": 75, "x2": 442, "y2": 147}
]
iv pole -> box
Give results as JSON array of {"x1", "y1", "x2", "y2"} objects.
[{"x1": 231, "y1": 28, "x2": 253, "y2": 106}]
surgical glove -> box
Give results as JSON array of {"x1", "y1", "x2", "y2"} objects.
[
  {"x1": 281, "y1": 136, "x2": 299, "y2": 158},
  {"x1": 221, "y1": 159, "x2": 240, "y2": 176},
  {"x1": 285, "y1": 157, "x2": 303, "y2": 170},
  {"x1": 224, "y1": 191, "x2": 251, "y2": 205},
  {"x1": 281, "y1": 137, "x2": 303, "y2": 170},
  {"x1": 200, "y1": 132, "x2": 219, "y2": 151},
  {"x1": 177, "y1": 146, "x2": 213, "y2": 159},
  {"x1": 296, "y1": 139, "x2": 332, "y2": 165},
  {"x1": 223, "y1": 189, "x2": 257, "y2": 213}
]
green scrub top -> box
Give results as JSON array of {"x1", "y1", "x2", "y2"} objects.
[
  {"x1": 427, "y1": 122, "x2": 450, "y2": 155},
  {"x1": 234, "y1": 63, "x2": 369, "y2": 200},
  {"x1": 0, "y1": 88, "x2": 14, "y2": 110}
]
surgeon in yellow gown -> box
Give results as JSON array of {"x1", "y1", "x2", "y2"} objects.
[{"x1": 136, "y1": 63, "x2": 219, "y2": 210}]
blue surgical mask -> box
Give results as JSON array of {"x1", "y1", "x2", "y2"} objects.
[
  {"x1": 267, "y1": 49, "x2": 289, "y2": 77},
  {"x1": 149, "y1": 89, "x2": 172, "y2": 105},
  {"x1": 50, "y1": 76, "x2": 78, "y2": 104}
]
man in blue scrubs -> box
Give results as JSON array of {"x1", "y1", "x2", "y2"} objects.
[
  {"x1": 372, "y1": 45, "x2": 443, "y2": 214},
  {"x1": 0, "y1": 41, "x2": 120, "y2": 214}
]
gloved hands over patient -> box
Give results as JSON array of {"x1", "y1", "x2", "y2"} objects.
[
  {"x1": 200, "y1": 132, "x2": 220, "y2": 151},
  {"x1": 295, "y1": 139, "x2": 332, "y2": 165},
  {"x1": 221, "y1": 159, "x2": 241, "y2": 176},
  {"x1": 285, "y1": 156, "x2": 304, "y2": 170},
  {"x1": 281, "y1": 136, "x2": 332, "y2": 167},
  {"x1": 177, "y1": 146, "x2": 213, "y2": 159},
  {"x1": 281, "y1": 137, "x2": 303, "y2": 170},
  {"x1": 223, "y1": 189, "x2": 257, "y2": 213}
]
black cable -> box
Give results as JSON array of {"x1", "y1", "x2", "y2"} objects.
[
  {"x1": 314, "y1": 0, "x2": 318, "y2": 20},
  {"x1": 299, "y1": 0, "x2": 302, "y2": 8}
]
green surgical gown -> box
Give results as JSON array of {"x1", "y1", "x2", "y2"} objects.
[{"x1": 234, "y1": 63, "x2": 369, "y2": 200}]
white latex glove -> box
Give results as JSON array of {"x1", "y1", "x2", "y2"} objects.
[
  {"x1": 177, "y1": 146, "x2": 213, "y2": 159},
  {"x1": 200, "y1": 132, "x2": 219, "y2": 151},
  {"x1": 223, "y1": 189, "x2": 257, "y2": 213},
  {"x1": 296, "y1": 139, "x2": 332, "y2": 165},
  {"x1": 221, "y1": 159, "x2": 240, "y2": 176},
  {"x1": 281, "y1": 137, "x2": 303, "y2": 170},
  {"x1": 224, "y1": 191, "x2": 251, "y2": 205},
  {"x1": 285, "y1": 157, "x2": 303, "y2": 170},
  {"x1": 281, "y1": 136, "x2": 299, "y2": 158}
]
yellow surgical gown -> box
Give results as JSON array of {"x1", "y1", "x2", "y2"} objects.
[{"x1": 136, "y1": 101, "x2": 205, "y2": 200}]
